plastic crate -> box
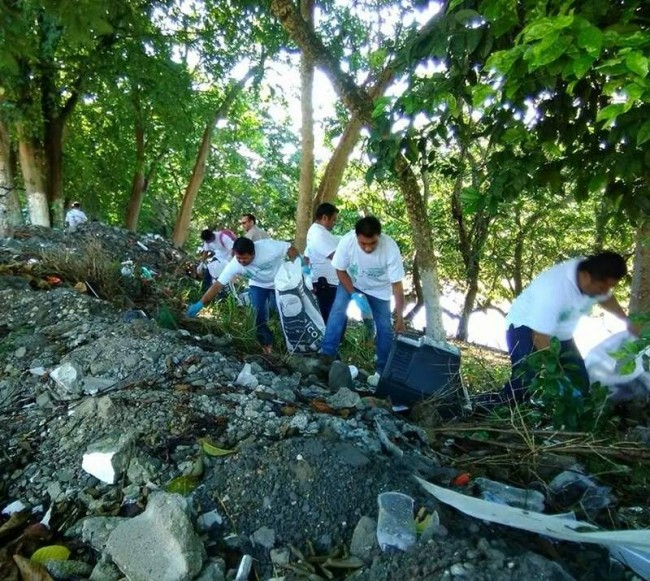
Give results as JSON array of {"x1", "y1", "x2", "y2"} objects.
[{"x1": 376, "y1": 333, "x2": 468, "y2": 417}]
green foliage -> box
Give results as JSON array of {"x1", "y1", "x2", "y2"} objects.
[{"x1": 526, "y1": 338, "x2": 609, "y2": 431}]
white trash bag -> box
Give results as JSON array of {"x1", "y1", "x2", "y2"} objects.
[
  {"x1": 274, "y1": 259, "x2": 325, "y2": 354},
  {"x1": 585, "y1": 331, "x2": 650, "y2": 403}
]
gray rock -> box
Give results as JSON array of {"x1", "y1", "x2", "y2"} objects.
[
  {"x1": 81, "y1": 516, "x2": 127, "y2": 551},
  {"x1": 350, "y1": 516, "x2": 377, "y2": 561},
  {"x1": 328, "y1": 360, "x2": 353, "y2": 390},
  {"x1": 83, "y1": 376, "x2": 117, "y2": 395},
  {"x1": 194, "y1": 558, "x2": 226, "y2": 581},
  {"x1": 82, "y1": 430, "x2": 137, "y2": 484},
  {"x1": 106, "y1": 492, "x2": 206, "y2": 581},
  {"x1": 327, "y1": 387, "x2": 361, "y2": 410},
  {"x1": 90, "y1": 555, "x2": 123, "y2": 581},
  {"x1": 44, "y1": 559, "x2": 93, "y2": 579},
  {"x1": 251, "y1": 526, "x2": 276, "y2": 549}
]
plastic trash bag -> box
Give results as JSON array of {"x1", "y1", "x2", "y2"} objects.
[
  {"x1": 585, "y1": 331, "x2": 650, "y2": 403},
  {"x1": 274, "y1": 258, "x2": 325, "y2": 354}
]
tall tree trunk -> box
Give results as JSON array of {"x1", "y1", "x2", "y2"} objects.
[
  {"x1": 272, "y1": 0, "x2": 448, "y2": 341},
  {"x1": 172, "y1": 69, "x2": 261, "y2": 248},
  {"x1": 125, "y1": 119, "x2": 146, "y2": 232},
  {"x1": 17, "y1": 125, "x2": 49, "y2": 227},
  {"x1": 43, "y1": 115, "x2": 65, "y2": 226},
  {"x1": 294, "y1": 0, "x2": 315, "y2": 252},
  {"x1": 630, "y1": 218, "x2": 649, "y2": 315},
  {"x1": 0, "y1": 121, "x2": 19, "y2": 237},
  {"x1": 314, "y1": 118, "x2": 362, "y2": 206}
]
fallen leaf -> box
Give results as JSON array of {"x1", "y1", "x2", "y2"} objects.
[
  {"x1": 199, "y1": 440, "x2": 236, "y2": 457},
  {"x1": 12, "y1": 555, "x2": 53, "y2": 581},
  {"x1": 280, "y1": 405, "x2": 298, "y2": 416},
  {"x1": 165, "y1": 475, "x2": 200, "y2": 495},
  {"x1": 0, "y1": 512, "x2": 30, "y2": 540},
  {"x1": 30, "y1": 546, "x2": 70, "y2": 564},
  {"x1": 310, "y1": 400, "x2": 335, "y2": 414},
  {"x1": 73, "y1": 282, "x2": 87, "y2": 293}
]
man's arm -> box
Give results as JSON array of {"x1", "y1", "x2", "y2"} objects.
[
  {"x1": 336, "y1": 269, "x2": 355, "y2": 294},
  {"x1": 392, "y1": 281, "x2": 405, "y2": 333},
  {"x1": 287, "y1": 244, "x2": 299, "y2": 261},
  {"x1": 201, "y1": 281, "x2": 225, "y2": 305}
]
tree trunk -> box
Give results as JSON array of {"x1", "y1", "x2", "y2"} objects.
[
  {"x1": 404, "y1": 253, "x2": 424, "y2": 322},
  {"x1": 43, "y1": 115, "x2": 65, "y2": 226},
  {"x1": 17, "y1": 126, "x2": 49, "y2": 227},
  {"x1": 0, "y1": 121, "x2": 18, "y2": 237},
  {"x1": 630, "y1": 218, "x2": 650, "y2": 315},
  {"x1": 272, "y1": 0, "x2": 448, "y2": 342},
  {"x1": 125, "y1": 118, "x2": 146, "y2": 231},
  {"x1": 172, "y1": 69, "x2": 261, "y2": 248},
  {"x1": 294, "y1": 0, "x2": 315, "y2": 252}
]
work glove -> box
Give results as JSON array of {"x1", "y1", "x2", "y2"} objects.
[
  {"x1": 351, "y1": 292, "x2": 372, "y2": 318},
  {"x1": 186, "y1": 301, "x2": 204, "y2": 317}
]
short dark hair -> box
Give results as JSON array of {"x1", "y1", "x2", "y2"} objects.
[
  {"x1": 578, "y1": 251, "x2": 627, "y2": 281},
  {"x1": 315, "y1": 203, "x2": 339, "y2": 220},
  {"x1": 355, "y1": 216, "x2": 381, "y2": 238},
  {"x1": 233, "y1": 237, "x2": 255, "y2": 255},
  {"x1": 242, "y1": 213, "x2": 257, "y2": 224},
  {"x1": 200, "y1": 229, "x2": 215, "y2": 242},
  {"x1": 72, "y1": 201, "x2": 81, "y2": 208}
]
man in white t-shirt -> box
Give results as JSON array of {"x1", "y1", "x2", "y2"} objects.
[
  {"x1": 197, "y1": 228, "x2": 235, "y2": 291},
  {"x1": 305, "y1": 202, "x2": 341, "y2": 323},
  {"x1": 477, "y1": 251, "x2": 634, "y2": 409},
  {"x1": 187, "y1": 237, "x2": 298, "y2": 353},
  {"x1": 319, "y1": 216, "x2": 405, "y2": 374},
  {"x1": 64, "y1": 202, "x2": 88, "y2": 232}
]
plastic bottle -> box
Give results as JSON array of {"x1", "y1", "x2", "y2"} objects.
[
  {"x1": 376, "y1": 492, "x2": 417, "y2": 552},
  {"x1": 474, "y1": 477, "x2": 545, "y2": 512}
]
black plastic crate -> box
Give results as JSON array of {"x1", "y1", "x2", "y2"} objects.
[{"x1": 376, "y1": 333, "x2": 468, "y2": 417}]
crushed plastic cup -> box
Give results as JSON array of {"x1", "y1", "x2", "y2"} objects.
[
  {"x1": 376, "y1": 492, "x2": 417, "y2": 552},
  {"x1": 475, "y1": 477, "x2": 545, "y2": 512}
]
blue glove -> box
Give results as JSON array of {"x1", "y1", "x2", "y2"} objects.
[
  {"x1": 299, "y1": 255, "x2": 311, "y2": 276},
  {"x1": 352, "y1": 292, "x2": 372, "y2": 318},
  {"x1": 186, "y1": 301, "x2": 204, "y2": 317}
]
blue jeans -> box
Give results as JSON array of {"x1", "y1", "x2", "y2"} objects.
[
  {"x1": 248, "y1": 286, "x2": 275, "y2": 347},
  {"x1": 502, "y1": 325, "x2": 589, "y2": 403},
  {"x1": 320, "y1": 285, "x2": 393, "y2": 373}
]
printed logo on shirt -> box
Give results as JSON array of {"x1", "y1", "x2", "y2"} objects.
[
  {"x1": 348, "y1": 263, "x2": 359, "y2": 282},
  {"x1": 364, "y1": 267, "x2": 386, "y2": 279},
  {"x1": 558, "y1": 308, "x2": 573, "y2": 322}
]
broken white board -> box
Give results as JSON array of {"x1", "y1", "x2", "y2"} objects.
[{"x1": 416, "y1": 476, "x2": 650, "y2": 551}]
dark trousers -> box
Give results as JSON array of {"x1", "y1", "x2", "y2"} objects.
[
  {"x1": 501, "y1": 325, "x2": 589, "y2": 403},
  {"x1": 314, "y1": 278, "x2": 338, "y2": 324}
]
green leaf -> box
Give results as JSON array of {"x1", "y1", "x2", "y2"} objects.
[
  {"x1": 200, "y1": 439, "x2": 236, "y2": 457},
  {"x1": 522, "y1": 15, "x2": 574, "y2": 42},
  {"x1": 596, "y1": 103, "x2": 625, "y2": 123},
  {"x1": 526, "y1": 34, "x2": 573, "y2": 69},
  {"x1": 454, "y1": 9, "x2": 482, "y2": 25},
  {"x1": 576, "y1": 25, "x2": 603, "y2": 55},
  {"x1": 572, "y1": 54, "x2": 595, "y2": 79},
  {"x1": 471, "y1": 83, "x2": 494, "y2": 108},
  {"x1": 637, "y1": 120, "x2": 650, "y2": 146},
  {"x1": 625, "y1": 51, "x2": 649, "y2": 78},
  {"x1": 166, "y1": 474, "x2": 200, "y2": 495},
  {"x1": 31, "y1": 545, "x2": 70, "y2": 564}
]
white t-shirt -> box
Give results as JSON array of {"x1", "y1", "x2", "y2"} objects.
[
  {"x1": 506, "y1": 258, "x2": 611, "y2": 341},
  {"x1": 202, "y1": 231, "x2": 234, "y2": 263},
  {"x1": 65, "y1": 208, "x2": 88, "y2": 228},
  {"x1": 217, "y1": 239, "x2": 290, "y2": 289},
  {"x1": 305, "y1": 222, "x2": 340, "y2": 285},
  {"x1": 331, "y1": 231, "x2": 405, "y2": 300}
]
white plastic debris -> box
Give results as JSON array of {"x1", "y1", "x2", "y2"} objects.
[
  {"x1": 235, "y1": 364, "x2": 258, "y2": 389},
  {"x1": 2, "y1": 500, "x2": 27, "y2": 515}
]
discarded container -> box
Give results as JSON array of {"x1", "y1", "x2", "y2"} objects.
[
  {"x1": 376, "y1": 492, "x2": 417, "y2": 552},
  {"x1": 549, "y1": 470, "x2": 616, "y2": 513},
  {"x1": 376, "y1": 333, "x2": 468, "y2": 418},
  {"x1": 474, "y1": 477, "x2": 545, "y2": 512}
]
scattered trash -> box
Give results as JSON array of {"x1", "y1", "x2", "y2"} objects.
[
  {"x1": 2, "y1": 500, "x2": 27, "y2": 515},
  {"x1": 234, "y1": 554, "x2": 253, "y2": 581},
  {"x1": 549, "y1": 469, "x2": 616, "y2": 513},
  {"x1": 136, "y1": 241, "x2": 149, "y2": 251},
  {"x1": 417, "y1": 477, "x2": 650, "y2": 550},
  {"x1": 120, "y1": 260, "x2": 135, "y2": 277},
  {"x1": 474, "y1": 477, "x2": 545, "y2": 512},
  {"x1": 122, "y1": 309, "x2": 148, "y2": 323},
  {"x1": 376, "y1": 492, "x2": 417, "y2": 552},
  {"x1": 609, "y1": 545, "x2": 650, "y2": 580},
  {"x1": 367, "y1": 372, "x2": 381, "y2": 388},
  {"x1": 235, "y1": 363, "x2": 258, "y2": 389}
]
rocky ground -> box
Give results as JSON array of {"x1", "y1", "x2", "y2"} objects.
[{"x1": 0, "y1": 224, "x2": 644, "y2": 580}]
